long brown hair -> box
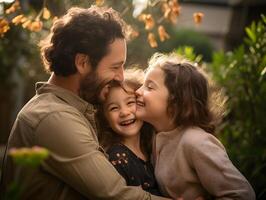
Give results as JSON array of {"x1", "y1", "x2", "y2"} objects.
[
  {"x1": 97, "y1": 67, "x2": 153, "y2": 157},
  {"x1": 147, "y1": 53, "x2": 226, "y2": 134}
]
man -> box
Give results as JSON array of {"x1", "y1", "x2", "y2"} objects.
[{"x1": 0, "y1": 6, "x2": 170, "y2": 200}]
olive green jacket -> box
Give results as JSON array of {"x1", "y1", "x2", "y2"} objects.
[{"x1": 1, "y1": 82, "x2": 170, "y2": 200}]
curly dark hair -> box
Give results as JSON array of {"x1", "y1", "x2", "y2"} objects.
[
  {"x1": 147, "y1": 53, "x2": 226, "y2": 134},
  {"x1": 39, "y1": 6, "x2": 128, "y2": 76}
]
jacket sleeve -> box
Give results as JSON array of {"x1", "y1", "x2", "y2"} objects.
[
  {"x1": 36, "y1": 111, "x2": 170, "y2": 200},
  {"x1": 187, "y1": 132, "x2": 256, "y2": 200}
]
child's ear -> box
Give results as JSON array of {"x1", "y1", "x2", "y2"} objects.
[{"x1": 75, "y1": 53, "x2": 91, "y2": 76}]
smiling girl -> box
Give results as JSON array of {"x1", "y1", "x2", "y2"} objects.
[
  {"x1": 136, "y1": 53, "x2": 255, "y2": 200},
  {"x1": 98, "y1": 68, "x2": 162, "y2": 196}
]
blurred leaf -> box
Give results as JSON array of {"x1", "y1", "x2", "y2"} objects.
[
  {"x1": 245, "y1": 27, "x2": 256, "y2": 43},
  {"x1": 9, "y1": 146, "x2": 49, "y2": 168},
  {"x1": 175, "y1": 45, "x2": 202, "y2": 63},
  {"x1": 261, "y1": 14, "x2": 266, "y2": 24},
  {"x1": 261, "y1": 66, "x2": 266, "y2": 76}
]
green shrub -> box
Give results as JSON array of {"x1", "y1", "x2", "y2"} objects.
[
  {"x1": 209, "y1": 14, "x2": 266, "y2": 199},
  {"x1": 175, "y1": 15, "x2": 266, "y2": 198},
  {"x1": 159, "y1": 28, "x2": 214, "y2": 62}
]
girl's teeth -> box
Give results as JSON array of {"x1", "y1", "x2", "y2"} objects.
[{"x1": 120, "y1": 119, "x2": 135, "y2": 126}]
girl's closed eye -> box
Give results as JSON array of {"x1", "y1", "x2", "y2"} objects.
[
  {"x1": 146, "y1": 83, "x2": 154, "y2": 90},
  {"x1": 109, "y1": 105, "x2": 119, "y2": 111},
  {"x1": 127, "y1": 100, "x2": 136, "y2": 106}
]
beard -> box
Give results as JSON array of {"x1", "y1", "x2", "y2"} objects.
[{"x1": 79, "y1": 71, "x2": 110, "y2": 105}]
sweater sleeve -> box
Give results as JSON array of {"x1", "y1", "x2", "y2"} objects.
[{"x1": 187, "y1": 132, "x2": 256, "y2": 200}]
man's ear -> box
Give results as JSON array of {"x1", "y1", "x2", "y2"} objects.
[{"x1": 75, "y1": 53, "x2": 91, "y2": 75}]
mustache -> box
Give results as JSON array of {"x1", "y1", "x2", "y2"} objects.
[{"x1": 79, "y1": 74, "x2": 118, "y2": 105}]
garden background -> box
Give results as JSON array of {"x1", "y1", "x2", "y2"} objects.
[{"x1": 0, "y1": 0, "x2": 265, "y2": 199}]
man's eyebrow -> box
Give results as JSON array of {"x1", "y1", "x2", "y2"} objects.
[{"x1": 111, "y1": 61, "x2": 125, "y2": 67}]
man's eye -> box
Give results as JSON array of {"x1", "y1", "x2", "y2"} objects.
[{"x1": 112, "y1": 66, "x2": 121, "y2": 70}]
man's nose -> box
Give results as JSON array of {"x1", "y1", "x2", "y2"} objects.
[{"x1": 114, "y1": 67, "x2": 124, "y2": 82}]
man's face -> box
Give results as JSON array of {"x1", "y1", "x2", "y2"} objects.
[{"x1": 80, "y1": 38, "x2": 127, "y2": 104}]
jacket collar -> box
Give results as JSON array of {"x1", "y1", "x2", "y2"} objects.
[{"x1": 35, "y1": 82, "x2": 96, "y2": 114}]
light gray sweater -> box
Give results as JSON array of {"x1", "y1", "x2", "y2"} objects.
[{"x1": 154, "y1": 127, "x2": 256, "y2": 200}]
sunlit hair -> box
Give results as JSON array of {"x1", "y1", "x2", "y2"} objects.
[
  {"x1": 124, "y1": 66, "x2": 145, "y2": 90},
  {"x1": 39, "y1": 6, "x2": 128, "y2": 76},
  {"x1": 97, "y1": 67, "x2": 153, "y2": 156},
  {"x1": 147, "y1": 52, "x2": 226, "y2": 134}
]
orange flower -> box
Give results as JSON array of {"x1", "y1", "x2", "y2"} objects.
[
  {"x1": 164, "y1": 9, "x2": 171, "y2": 19},
  {"x1": 172, "y1": 5, "x2": 181, "y2": 17},
  {"x1": 95, "y1": 0, "x2": 104, "y2": 6},
  {"x1": 138, "y1": 13, "x2": 146, "y2": 21},
  {"x1": 22, "y1": 20, "x2": 32, "y2": 29},
  {"x1": 127, "y1": 25, "x2": 139, "y2": 39},
  {"x1": 169, "y1": 11, "x2": 178, "y2": 24},
  {"x1": 139, "y1": 14, "x2": 155, "y2": 30},
  {"x1": 144, "y1": 14, "x2": 155, "y2": 30},
  {"x1": 43, "y1": 7, "x2": 51, "y2": 20},
  {"x1": 162, "y1": 0, "x2": 181, "y2": 24},
  {"x1": 148, "y1": 33, "x2": 158, "y2": 48},
  {"x1": 5, "y1": 0, "x2": 20, "y2": 14},
  {"x1": 161, "y1": 3, "x2": 171, "y2": 19},
  {"x1": 12, "y1": 14, "x2": 27, "y2": 25},
  {"x1": 0, "y1": 18, "x2": 9, "y2": 28},
  {"x1": 161, "y1": 2, "x2": 169, "y2": 12},
  {"x1": 29, "y1": 20, "x2": 43, "y2": 32},
  {"x1": 193, "y1": 12, "x2": 204, "y2": 24},
  {"x1": 131, "y1": 30, "x2": 139, "y2": 38},
  {"x1": 169, "y1": 0, "x2": 181, "y2": 16},
  {"x1": 158, "y1": 25, "x2": 170, "y2": 42},
  {"x1": 0, "y1": 18, "x2": 10, "y2": 37}
]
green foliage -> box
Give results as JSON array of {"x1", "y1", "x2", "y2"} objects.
[
  {"x1": 0, "y1": 26, "x2": 35, "y2": 89},
  {"x1": 158, "y1": 28, "x2": 214, "y2": 62},
  {"x1": 5, "y1": 182, "x2": 22, "y2": 200},
  {"x1": 0, "y1": 21, "x2": 47, "y2": 93},
  {"x1": 175, "y1": 45, "x2": 203, "y2": 63},
  {"x1": 9, "y1": 146, "x2": 49, "y2": 168},
  {"x1": 3, "y1": 147, "x2": 50, "y2": 200},
  {"x1": 209, "y1": 14, "x2": 266, "y2": 199}
]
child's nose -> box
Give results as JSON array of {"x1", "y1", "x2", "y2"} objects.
[
  {"x1": 119, "y1": 108, "x2": 130, "y2": 117},
  {"x1": 135, "y1": 86, "x2": 143, "y2": 96}
]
